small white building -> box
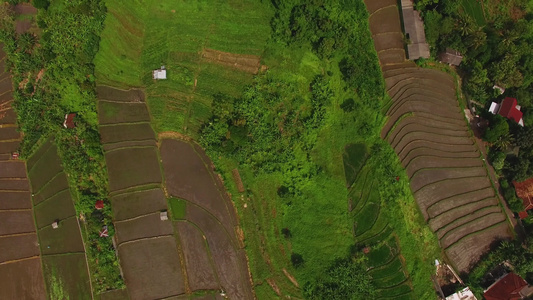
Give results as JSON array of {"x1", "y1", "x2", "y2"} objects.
[
  {"x1": 160, "y1": 210, "x2": 168, "y2": 221},
  {"x1": 445, "y1": 287, "x2": 477, "y2": 300},
  {"x1": 153, "y1": 66, "x2": 167, "y2": 80}
]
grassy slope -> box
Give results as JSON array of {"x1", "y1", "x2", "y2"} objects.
[{"x1": 94, "y1": 1, "x2": 442, "y2": 298}]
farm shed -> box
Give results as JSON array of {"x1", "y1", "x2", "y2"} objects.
[
  {"x1": 489, "y1": 97, "x2": 524, "y2": 126},
  {"x1": 63, "y1": 113, "x2": 76, "y2": 129},
  {"x1": 400, "y1": 0, "x2": 430, "y2": 60},
  {"x1": 513, "y1": 178, "x2": 533, "y2": 211},
  {"x1": 439, "y1": 48, "x2": 463, "y2": 66},
  {"x1": 153, "y1": 66, "x2": 167, "y2": 80},
  {"x1": 483, "y1": 272, "x2": 533, "y2": 300},
  {"x1": 95, "y1": 200, "x2": 104, "y2": 210}
]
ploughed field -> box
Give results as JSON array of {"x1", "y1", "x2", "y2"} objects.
[
  {"x1": 98, "y1": 86, "x2": 252, "y2": 299},
  {"x1": 364, "y1": 1, "x2": 511, "y2": 272},
  {"x1": 0, "y1": 45, "x2": 47, "y2": 300},
  {"x1": 27, "y1": 139, "x2": 92, "y2": 299}
]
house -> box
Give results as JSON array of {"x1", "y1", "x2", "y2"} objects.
[
  {"x1": 63, "y1": 113, "x2": 76, "y2": 129},
  {"x1": 95, "y1": 200, "x2": 104, "y2": 210},
  {"x1": 153, "y1": 66, "x2": 167, "y2": 80},
  {"x1": 489, "y1": 97, "x2": 524, "y2": 126},
  {"x1": 446, "y1": 287, "x2": 477, "y2": 300},
  {"x1": 513, "y1": 178, "x2": 533, "y2": 211},
  {"x1": 518, "y1": 211, "x2": 529, "y2": 220},
  {"x1": 439, "y1": 48, "x2": 463, "y2": 66},
  {"x1": 401, "y1": 0, "x2": 430, "y2": 60},
  {"x1": 484, "y1": 272, "x2": 533, "y2": 300}
]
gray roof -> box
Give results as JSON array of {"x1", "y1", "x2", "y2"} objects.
[
  {"x1": 439, "y1": 48, "x2": 463, "y2": 66},
  {"x1": 401, "y1": 0, "x2": 430, "y2": 60}
]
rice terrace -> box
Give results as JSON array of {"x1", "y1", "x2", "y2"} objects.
[{"x1": 2, "y1": 0, "x2": 533, "y2": 299}]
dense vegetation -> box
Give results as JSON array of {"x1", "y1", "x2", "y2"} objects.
[
  {"x1": 0, "y1": 0, "x2": 123, "y2": 293},
  {"x1": 417, "y1": 0, "x2": 533, "y2": 220},
  {"x1": 201, "y1": 0, "x2": 441, "y2": 298}
]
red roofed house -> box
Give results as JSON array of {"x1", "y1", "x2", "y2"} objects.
[
  {"x1": 95, "y1": 200, "x2": 104, "y2": 210},
  {"x1": 484, "y1": 272, "x2": 533, "y2": 300},
  {"x1": 490, "y1": 97, "x2": 524, "y2": 126},
  {"x1": 63, "y1": 113, "x2": 76, "y2": 129},
  {"x1": 513, "y1": 179, "x2": 533, "y2": 212},
  {"x1": 518, "y1": 211, "x2": 529, "y2": 220}
]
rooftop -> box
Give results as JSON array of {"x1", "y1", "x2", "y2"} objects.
[
  {"x1": 484, "y1": 272, "x2": 528, "y2": 300},
  {"x1": 440, "y1": 48, "x2": 463, "y2": 66},
  {"x1": 499, "y1": 97, "x2": 523, "y2": 125},
  {"x1": 401, "y1": 0, "x2": 430, "y2": 60},
  {"x1": 513, "y1": 178, "x2": 533, "y2": 211}
]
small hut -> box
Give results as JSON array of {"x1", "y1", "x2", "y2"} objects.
[
  {"x1": 95, "y1": 200, "x2": 104, "y2": 210},
  {"x1": 99, "y1": 225, "x2": 108, "y2": 237},
  {"x1": 153, "y1": 66, "x2": 167, "y2": 80},
  {"x1": 439, "y1": 48, "x2": 463, "y2": 66},
  {"x1": 52, "y1": 220, "x2": 59, "y2": 229},
  {"x1": 160, "y1": 210, "x2": 168, "y2": 221}
]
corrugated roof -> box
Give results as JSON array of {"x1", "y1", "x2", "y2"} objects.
[
  {"x1": 499, "y1": 97, "x2": 523, "y2": 124},
  {"x1": 484, "y1": 273, "x2": 528, "y2": 300}
]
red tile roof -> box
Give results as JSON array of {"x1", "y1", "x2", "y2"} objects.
[
  {"x1": 95, "y1": 200, "x2": 104, "y2": 210},
  {"x1": 519, "y1": 211, "x2": 529, "y2": 219},
  {"x1": 499, "y1": 97, "x2": 523, "y2": 124},
  {"x1": 484, "y1": 273, "x2": 528, "y2": 300},
  {"x1": 63, "y1": 113, "x2": 76, "y2": 129},
  {"x1": 513, "y1": 178, "x2": 533, "y2": 211}
]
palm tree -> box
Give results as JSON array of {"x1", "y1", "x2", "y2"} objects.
[{"x1": 493, "y1": 133, "x2": 515, "y2": 151}]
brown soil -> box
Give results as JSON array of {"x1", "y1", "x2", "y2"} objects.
[
  {"x1": 232, "y1": 169, "x2": 245, "y2": 193},
  {"x1": 103, "y1": 139, "x2": 157, "y2": 152},
  {"x1": 32, "y1": 172, "x2": 69, "y2": 205},
  {"x1": 111, "y1": 188, "x2": 168, "y2": 221},
  {"x1": 115, "y1": 213, "x2": 174, "y2": 244},
  {"x1": 427, "y1": 187, "x2": 495, "y2": 218},
  {"x1": 160, "y1": 139, "x2": 237, "y2": 236},
  {"x1": 0, "y1": 178, "x2": 29, "y2": 191},
  {"x1": 0, "y1": 191, "x2": 31, "y2": 209},
  {"x1": 14, "y1": 3, "x2": 38, "y2": 15},
  {"x1": 0, "y1": 258, "x2": 46, "y2": 300},
  {"x1": 118, "y1": 237, "x2": 186, "y2": 300},
  {"x1": 100, "y1": 123, "x2": 156, "y2": 144},
  {"x1": 0, "y1": 233, "x2": 39, "y2": 262},
  {"x1": 0, "y1": 108, "x2": 16, "y2": 124},
  {"x1": 410, "y1": 167, "x2": 486, "y2": 192},
  {"x1": 98, "y1": 101, "x2": 151, "y2": 125},
  {"x1": 201, "y1": 48, "x2": 261, "y2": 74},
  {"x1": 15, "y1": 20, "x2": 32, "y2": 35},
  {"x1": 0, "y1": 140, "x2": 20, "y2": 154},
  {"x1": 378, "y1": 48, "x2": 406, "y2": 65},
  {"x1": 0, "y1": 127, "x2": 20, "y2": 141},
  {"x1": 432, "y1": 204, "x2": 502, "y2": 235},
  {"x1": 97, "y1": 86, "x2": 145, "y2": 103},
  {"x1": 0, "y1": 161, "x2": 26, "y2": 178},
  {"x1": 38, "y1": 217, "x2": 85, "y2": 255},
  {"x1": 0, "y1": 91, "x2": 14, "y2": 104},
  {"x1": 368, "y1": 6, "x2": 402, "y2": 35},
  {"x1": 365, "y1": 0, "x2": 397, "y2": 14},
  {"x1": 0, "y1": 210, "x2": 35, "y2": 235},
  {"x1": 105, "y1": 147, "x2": 162, "y2": 192},
  {"x1": 185, "y1": 204, "x2": 253, "y2": 300},
  {"x1": 33, "y1": 189, "x2": 76, "y2": 229},
  {"x1": 175, "y1": 221, "x2": 219, "y2": 292}
]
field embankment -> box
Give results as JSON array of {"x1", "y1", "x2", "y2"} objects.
[
  {"x1": 364, "y1": 0, "x2": 512, "y2": 272},
  {"x1": 0, "y1": 45, "x2": 46, "y2": 300}
]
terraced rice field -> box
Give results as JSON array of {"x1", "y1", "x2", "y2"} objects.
[
  {"x1": 364, "y1": 1, "x2": 512, "y2": 272},
  {"x1": 347, "y1": 159, "x2": 414, "y2": 299},
  {"x1": 97, "y1": 86, "x2": 186, "y2": 300},
  {"x1": 98, "y1": 86, "x2": 252, "y2": 299},
  {"x1": 0, "y1": 45, "x2": 47, "y2": 300},
  {"x1": 160, "y1": 138, "x2": 254, "y2": 299},
  {"x1": 27, "y1": 139, "x2": 92, "y2": 299}
]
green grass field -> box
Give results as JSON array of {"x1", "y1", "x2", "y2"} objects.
[
  {"x1": 94, "y1": 0, "x2": 273, "y2": 136},
  {"x1": 460, "y1": 0, "x2": 486, "y2": 26}
]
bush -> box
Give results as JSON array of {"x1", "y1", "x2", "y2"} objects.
[{"x1": 33, "y1": 0, "x2": 50, "y2": 10}]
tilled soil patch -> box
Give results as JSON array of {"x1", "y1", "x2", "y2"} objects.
[
  {"x1": 410, "y1": 167, "x2": 487, "y2": 192},
  {"x1": 97, "y1": 86, "x2": 145, "y2": 103},
  {"x1": 378, "y1": 49, "x2": 406, "y2": 65},
  {"x1": 0, "y1": 258, "x2": 46, "y2": 300},
  {"x1": 427, "y1": 187, "x2": 495, "y2": 218},
  {"x1": 430, "y1": 201, "x2": 500, "y2": 233},
  {"x1": 100, "y1": 123, "x2": 156, "y2": 144},
  {"x1": 0, "y1": 233, "x2": 39, "y2": 262},
  {"x1": 185, "y1": 204, "x2": 252, "y2": 300},
  {"x1": 175, "y1": 221, "x2": 219, "y2": 292},
  {"x1": 115, "y1": 212, "x2": 174, "y2": 244},
  {"x1": 401, "y1": 147, "x2": 479, "y2": 168},
  {"x1": 0, "y1": 191, "x2": 31, "y2": 209},
  {"x1": 111, "y1": 188, "x2": 168, "y2": 221},
  {"x1": 372, "y1": 32, "x2": 404, "y2": 52},
  {"x1": 105, "y1": 146, "x2": 162, "y2": 192},
  {"x1": 33, "y1": 189, "x2": 76, "y2": 229},
  {"x1": 38, "y1": 217, "x2": 85, "y2": 255},
  {"x1": 0, "y1": 127, "x2": 20, "y2": 141},
  {"x1": 0, "y1": 141, "x2": 18, "y2": 154},
  {"x1": 160, "y1": 139, "x2": 236, "y2": 234},
  {"x1": 118, "y1": 237, "x2": 186, "y2": 300},
  {"x1": 397, "y1": 140, "x2": 477, "y2": 161},
  {"x1": 440, "y1": 213, "x2": 506, "y2": 248},
  {"x1": 406, "y1": 157, "x2": 484, "y2": 177},
  {"x1": 98, "y1": 101, "x2": 151, "y2": 125},
  {"x1": 0, "y1": 161, "x2": 26, "y2": 178},
  {"x1": 445, "y1": 223, "x2": 510, "y2": 272},
  {"x1": 0, "y1": 178, "x2": 29, "y2": 191},
  {"x1": 0, "y1": 108, "x2": 17, "y2": 124},
  {"x1": 365, "y1": 0, "x2": 397, "y2": 14},
  {"x1": 369, "y1": 6, "x2": 402, "y2": 35},
  {"x1": 32, "y1": 173, "x2": 69, "y2": 205},
  {"x1": 103, "y1": 139, "x2": 157, "y2": 152},
  {"x1": 0, "y1": 210, "x2": 35, "y2": 235}
]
